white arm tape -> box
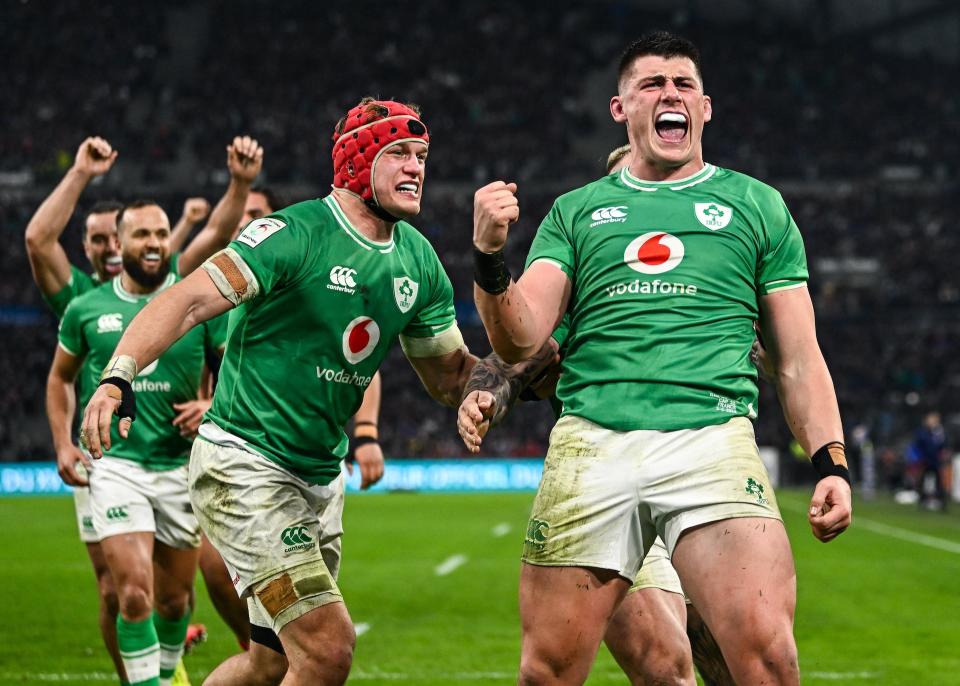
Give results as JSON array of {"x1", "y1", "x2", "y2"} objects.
[
  {"x1": 201, "y1": 247, "x2": 261, "y2": 305},
  {"x1": 399, "y1": 323, "x2": 465, "y2": 358}
]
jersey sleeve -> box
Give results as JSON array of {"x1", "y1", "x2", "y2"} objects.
[
  {"x1": 57, "y1": 299, "x2": 88, "y2": 358},
  {"x1": 525, "y1": 201, "x2": 575, "y2": 278},
  {"x1": 550, "y1": 314, "x2": 572, "y2": 353},
  {"x1": 226, "y1": 215, "x2": 300, "y2": 299},
  {"x1": 42, "y1": 265, "x2": 92, "y2": 319},
  {"x1": 757, "y1": 192, "x2": 808, "y2": 295},
  {"x1": 399, "y1": 248, "x2": 463, "y2": 358}
]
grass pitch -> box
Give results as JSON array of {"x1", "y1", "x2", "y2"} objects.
[{"x1": 1, "y1": 488, "x2": 959, "y2": 684}]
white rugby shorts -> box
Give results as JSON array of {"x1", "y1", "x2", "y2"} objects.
[{"x1": 522, "y1": 415, "x2": 780, "y2": 581}]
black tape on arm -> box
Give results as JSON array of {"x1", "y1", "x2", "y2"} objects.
[
  {"x1": 99, "y1": 377, "x2": 137, "y2": 423},
  {"x1": 811, "y1": 441, "x2": 850, "y2": 485},
  {"x1": 473, "y1": 247, "x2": 512, "y2": 295}
]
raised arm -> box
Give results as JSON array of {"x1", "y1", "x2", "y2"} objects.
[
  {"x1": 168, "y1": 197, "x2": 211, "y2": 254},
  {"x1": 177, "y1": 136, "x2": 263, "y2": 275},
  {"x1": 81, "y1": 268, "x2": 233, "y2": 457},
  {"x1": 47, "y1": 346, "x2": 88, "y2": 486},
  {"x1": 457, "y1": 340, "x2": 560, "y2": 454},
  {"x1": 25, "y1": 137, "x2": 117, "y2": 295},
  {"x1": 759, "y1": 285, "x2": 851, "y2": 542},
  {"x1": 473, "y1": 182, "x2": 571, "y2": 363}
]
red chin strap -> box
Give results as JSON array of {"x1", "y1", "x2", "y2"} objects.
[{"x1": 331, "y1": 100, "x2": 429, "y2": 207}]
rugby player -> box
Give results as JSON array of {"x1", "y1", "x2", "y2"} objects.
[
  {"x1": 457, "y1": 143, "x2": 735, "y2": 686},
  {"x1": 172, "y1": 183, "x2": 386, "y2": 661},
  {"x1": 28, "y1": 135, "x2": 262, "y2": 684},
  {"x1": 472, "y1": 32, "x2": 851, "y2": 685},
  {"x1": 81, "y1": 98, "x2": 480, "y2": 685},
  {"x1": 49, "y1": 199, "x2": 227, "y2": 686}
]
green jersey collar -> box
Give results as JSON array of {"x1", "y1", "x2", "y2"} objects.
[
  {"x1": 324, "y1": 194, "x2": 396, "y2": 254},
  {"x1": 619, "y1": 163, "x2": 716, "y2": 192},
  {"x1": 112, "y1": 272, "x2": 176, "y2": 303}
]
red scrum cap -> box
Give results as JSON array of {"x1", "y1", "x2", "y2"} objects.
[{"x1": 331, "y1": 99, "x2": 429, "y2": 208}]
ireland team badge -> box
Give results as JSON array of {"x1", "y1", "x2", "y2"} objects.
[
  {"x1": 694, "y1": 202, "x2": 733, "y2": 230},
  {"x1": 394, "y1": 276, "x2": 419, "y2": 313}
]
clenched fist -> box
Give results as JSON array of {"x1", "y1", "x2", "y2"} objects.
[
  {"x1": 473, "y1": 181, "x2": 519, "y2": 253},
  {"x1": 227, "y1": 135, "x2": 264, "y2": 184},
  {"x1": 73, "y1": 137, "x2": 118, "y2": 178}
]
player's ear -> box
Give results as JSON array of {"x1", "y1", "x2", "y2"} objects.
[
  {"x1": 702, "y1": 95, "x2": 712, "y2": 124},
  {"x1": 610, "y1": 95, "x2": 627, "y2": 124}
]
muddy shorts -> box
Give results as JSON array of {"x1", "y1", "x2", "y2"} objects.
[
  {"x1": 522, "y1": 415, "x2": 781, "y2": 581},
  {"x1": 190, "y1": 425, "x2": 345, "y2": 633}
]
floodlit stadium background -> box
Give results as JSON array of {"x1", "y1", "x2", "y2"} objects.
[{"x1": 2, "y1": 1, "x2": 959, "y2": 683}]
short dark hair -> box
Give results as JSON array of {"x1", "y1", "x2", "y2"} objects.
[
  {"x1": 84, "y1": 200, "x2": 123, "y2": 224},
  {"x1": 250, "y1": 184, "x2": 286, "y2": 214},
  {"x1": 617, "y1": 31, "x2": 703, "y2": 87},
  {"x1": 116, "y1": 199, "x2": 162, "y2": 232}
]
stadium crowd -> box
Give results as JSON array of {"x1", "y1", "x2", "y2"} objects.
[{"x1": 3, "y1": 1, "x2": 958, "y2": 486}]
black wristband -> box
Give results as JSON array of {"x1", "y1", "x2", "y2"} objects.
[
  {"x1": 473, "y1": 247, "x2": 512, "y2": 294},
  {"x1": 811, "y1": 441, "x2": 850, "y2": 485},
  {"x1": 98, "y1": 376, "x2": 137, "y2": 423},
  {"x1": 348, "y1": 435, "x2": 379, "y2": 464}
]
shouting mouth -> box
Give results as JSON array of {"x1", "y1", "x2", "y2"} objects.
[{"x1": 655, "y1": 112, "x2": 688, "y2": 143}]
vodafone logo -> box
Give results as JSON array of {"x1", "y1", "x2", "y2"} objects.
[
  {"x1": 342, "y1": 317, "x2": 380, "y2": 364},
  {"x1": 624, "y1": 232, "x2": 685, "y2": 274}
]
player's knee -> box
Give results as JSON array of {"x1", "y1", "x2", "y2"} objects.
[
  {"x1": 116, "y1": 581, "x2": 152, "y2": 620},
  {"x1": 154, "y1": 591, "x2": 191, "y2": 620},
  {"x1": 519, "y1": 651, "x2": 581, "y2": 686},
  {"x1": 291, "y1": 633, "x2": 353, "y2": 682},
  {"x1": 616, "y1": 635, "x2": 692, "y2": 684},
  {"x1": 729, "y1": 617, "x2": 798, "y2": 679}
]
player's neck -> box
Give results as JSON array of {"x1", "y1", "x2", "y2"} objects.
[
  {"x1": 120, "y1": 271, "x2": 162, "y2": 296},
  {"x1": 332, "y1": 190, "x2": 395, "y2": 243},
  {"x1": 629, "y1": 155, "x2": 706, "y2": 183}
]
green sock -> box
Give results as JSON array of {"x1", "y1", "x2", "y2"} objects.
[
  {"x1": 116, "y1": 616, "x2": 160, "y2": 686},
  {"x1": 153, "y1": 610, "x2": 190, "y2": 685}
]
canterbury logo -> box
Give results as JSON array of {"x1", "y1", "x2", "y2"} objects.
[
  {"x1": 281, "y1": 526, "x2": 314, "y2": 546},
  {"x1": 106, "y1": 506, "x2": 128, "y2": 520},
  {"x1": 97, "y1": 313, "x2": 123, "y2": 334},
  {"x1": 329, "y1": 266, "x2": 357, "y2": 288},
  {"x1": 590, "y1": 206, "x2": 628, "y2": 226}
]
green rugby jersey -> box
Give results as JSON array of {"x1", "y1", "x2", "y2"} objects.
[
  {"x1": 44, "y1": 265, "x2": 99, "y2": 319},
  {"x1": 526, "y1": 164, "x2": 807, "y2": 432},
  {"x1": 206, "y1": 194, "x2": 458, "y2": 485},
  {"x1": 59, "y1": 269, "x2": 221, "y2": 469}
]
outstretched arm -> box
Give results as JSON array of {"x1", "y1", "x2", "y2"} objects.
[
  {"x1": 457, "y1": 341, "x2": 559, "y2": 454},
  {"x1": 25, "y1": 137, "x2": 118, "y2": 295},
  {"x1": 759, "y1": 285, "x2": 850, "y2": 542},
  {"x1": 177, "y1": 136, "x2": 263, "y2": 275},
  {"x1": 81, "y1": 268, "x2": 233, "y2": 457}
]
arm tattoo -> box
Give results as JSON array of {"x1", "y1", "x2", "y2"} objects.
[{"x1": 462, "y1": 343, "x2": 558, "y2": 427}]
